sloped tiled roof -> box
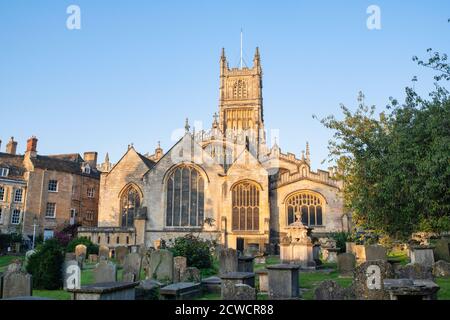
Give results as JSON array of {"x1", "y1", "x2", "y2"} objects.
[{"x1": 0, "y1": 152, "x2": 26, "y2": 181}]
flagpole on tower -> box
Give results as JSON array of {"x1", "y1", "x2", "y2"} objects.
[{"x1": 240, "y1": 28, "x2": 243, "y2": 69}]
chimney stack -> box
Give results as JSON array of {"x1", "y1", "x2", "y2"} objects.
[
  {"x1": 84, "y1": 152, "x2": 98, "y2": 169},
  {"x1": 6, "y1": 137, "x2": 18, "y2": 155},
  {"x1": 26, "y1": 136, "x2": 38, "y2": 158}
]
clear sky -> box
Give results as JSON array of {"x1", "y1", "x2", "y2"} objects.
[{"x1": 1, "y1": 1, "x2": 449, "y2": 169}]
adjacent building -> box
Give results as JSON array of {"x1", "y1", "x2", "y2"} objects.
[{"x1": 0, "y1": 136, "x2": 100, "y2": 242}]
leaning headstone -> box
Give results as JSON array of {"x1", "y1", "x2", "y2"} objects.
[
  {"x1": 182, "y1": 267, "x2": 201, "y2": 283},
  {"x1": 63, "y1": 260, "x2": 81, "y2": 290},
  {"x1": 115, "y1": 246, "x2": 128, "y2": 265},
  {"x1": 434, "y1": 239, "x2": 450, "y2": 262},
  {"x1": 267, "y1": 264, "x2": 300, "y2": 300},
  {"x1": 353, "y1": 260, "x2": 394, "y2": 300},
  {"x1": 394, "y1": 263, "x2": 433, "y2": 280},
  {"x1": 2, "y1": 261, "x2": 32, "y2": 299},
  {"x1": 99, "y1": 245, "x2": 110, "y2": 260},
  {"x1": 314, "y1": 280, "x2": 354, "y2": 300},
  {"x1": 147, "y1": 249, "x2": 174, "y2": 284},
  {"x1": 123, "y1": 253, "x2": 142, "y2": 282},
  {"x1": 410, "y1": 246, "x2": 435, "y2": 267},
  {"x1": 337, "y1": 253, "x2": 356, "y2": 277},
  {"x1": 234, "y1": 284, "x2": 257, "y2": 300},
  {"x1": 93, "y1": 260, "x2": 117, "y2": 284},
  {"x1": 173, "y1": 256, "x2": 187, "y2": 283},
  {"x1": 433, "y1": 260, "x2": 450, "y2": 278},
  {"x1": 219, "y1": 248, "x2": 238, "y2": 275},
  {"x1": 365, "y1": 245, "x2": 387, "y2": 262}
]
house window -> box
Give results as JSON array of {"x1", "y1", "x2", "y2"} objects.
[
  {"x1": 48, "y1": 180, "x2": 58, "y2": 192},
  {"x1": 97, "y1": 236, "x2": 101, "y2": 244},
  {"x1": 45, "y1": 202, "x2": 56, "y2": 218},
  {"x1": 166, "y1": 165, "x2": 205, "y2": 228},
  {"x1": 286, "y1": 192, "x2": 324, "y2": 227},
  {"x1": 83, "y1": 165, "x2": 91, "y2": 174},
  {"x1": 107, "y1": 236, "x2": 110, "y2": 244},
  {"x1": 86, "y1": 210, "x2": 94, "y2": 221},
  {"x1": 87, "y1": 188, "x2": 95, "y2": 198},
  {"x1": 44, "y1": 230, "x2": 54, "y2": 240},
  {"x1": 120, "y1": 186, "x2": 141, "y2": 228},
  {"x1": 11, "y1": 209, "x2": 21, "y2": 224},
  {"x1": 0, "y1": 186, "x2": 5, "y2": 201},
  {"x1": 0, "y1": 168, "x2": 9, "y2": 177},
  {"x1": 14, "y1": 189, "x2": 23, "y2": 203},
  {"x1": 232, "y1": 182, "x2": 260, "y2": 231},
  {"x1": 126, "y1": 236, "x2": 129, "y2": 244},
  {"x1": 116, "y1": 236, "x2": 120, "y2": 244}
]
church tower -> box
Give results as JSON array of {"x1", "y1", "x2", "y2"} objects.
[{"x1": 218, "y1": 48, "x2": 265, "y2": 152}]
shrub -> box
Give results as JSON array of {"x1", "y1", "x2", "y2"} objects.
[
  {"x1": 330, "y1": 232, "x2": 350, "y2": 253},
  {"x1": 66, "y1": 237, "x2": 99, "y2": 255},
  {"x1": 26, "y1": 239, "x2": 64, "y2": 290},
  {"x1": 168, "y1": 234, "x2": 213, "y2": 269}
]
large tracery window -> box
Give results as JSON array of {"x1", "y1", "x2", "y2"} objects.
[
  {"x1": 286, "y1": 192, "x2": 324, "y2": 227},
  {"x1": 232, "y1": 182, "x2": 260, "y2": 231},
  {"x1": 166, "y1": 165, "x2": 205, "y2": 228},
  {"x1": 120, "y1": 186, "x2": 141, "y2": 228}
]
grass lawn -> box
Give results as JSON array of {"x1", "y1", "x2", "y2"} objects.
[{"x1": 0, "y1": 255, "x2": 24, "y2": 273}]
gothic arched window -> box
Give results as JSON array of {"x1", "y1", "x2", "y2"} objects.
[
  {"x1": 232, "y1": 182, "x2": 260, "y2": 231},
  {"x1": 120, "y1": 186, "x2": 141, "y2": 228},
  {"x1": 286, "y1": 192, "x2": 324, "y2": 227},
  {"x1": 166, "y1": 165, "x2": 205, "y2": 227}
]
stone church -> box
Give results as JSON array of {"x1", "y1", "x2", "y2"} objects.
[{"x1": 78, "y1": 48, "x2": 349, "y2": 253}]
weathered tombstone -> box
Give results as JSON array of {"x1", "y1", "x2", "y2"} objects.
[
  {"x1": 365, "y1": 245, "x2": 387, "y2": 262},
  {"x1": 394, "y1": 263, "x2": 433, "y2": 280},
  {"x1": 65, "y1": 252, "x2": 76, "y2": 261},
  {"x1": 267, "y1": 264, "x2": 300, "y2": 300},
  {"x1": 123, "y1": 253, "x2": 142, "y2": 282},
  {"x1": 313, "y1": 244, "x2": 322, "y2": 266},
  {"x1": 323, "y1": 248, "x2": 340, "y2": 264},
  {"x1": 115, "y1": 246, "x2": 128, "y2": 265},
  {"x1": 221, "y1": 272, "x2": 255, "y2": 300},
  {"x1": 219, "y1": 248, "x2": 238, "y2": 275},
  {"x1": 234, "y1": 284, "x2": 257, "y2": 300},
  {"x1": 147, "y1": 249, "x2": 174, "y2": 284},
  {"x1": 63, "y1": 260, "x2": 81, "y2": 290},
  {"x1": 173, "y1": 256, "x2": 187, "y2": 283},
  {"x1": 135, "y1": 279, "x2": 161, "y2": 300},
  {"x1": 160, "y1": 282, "x2": 201, "y2": 300},
  {"x1": 238, "y1": 256, "x2": 254, "y2": 273},
  {"x1": 99, "y1": 245, "x2": 110, "y2": 260},
  {"x1": 433, "y1": 260, "x2": 450, "y2": 278},
  {"x1": 384, "y1": 279, "x2": 440, "y2": 300},
  {"x1": 69, "y1": 282, "x2": 138, "y2": 300},
  {"x1": 434, "y1": 239, "x2": 450, "y2": 262},
  {"x1": 353, "y1": 260, "x2": 394, "y2": 300},
  {"x1": 314, "y1": 280, "x2": 354, "y2": 300},
  {"x1": 201, "y1": 276, "x2": 222, "y2": 294},
  {"x1": 337, "y1": 253, "x2": 356, "y2": 277},
  {"x1": 75, "y1": 244, "x2": 87, "y2": 260},
  {"x1": 2, "y1": 261, "x2": 32, "y2": 299},
  {"x1": 256, "y1": 269, "x2": 269, "y2": 293},
  {"x1": 182, "y1": 267, "x2": 201, "y2": 283},
  {"x1": 88, "y1": 254, "x2": 98, "y2": 263},
  {"x1": 93, "y1": 260, "x2": 117, "y2": 283},
  {"x1": 410, "y1": 246, "x2": 435, "y2": 267}
]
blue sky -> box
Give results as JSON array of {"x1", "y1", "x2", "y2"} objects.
[{"x1": 0, "y1": 1, "x2": 449, "y2": 169}]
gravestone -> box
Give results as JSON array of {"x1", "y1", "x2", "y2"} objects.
[
  {"x1": 267, "y1": 264, "x2": 300, "y2": 300},
  {"x1": 238, "y1": 256, "x2": 254, "y2": 273},
  {"x1": 93, "y1": 260, "x2": 117, "y2": 284},
  {"x1": 2, "y1": 262, "x2": 32, "y2": 299},
  {"x1": 63, "y1": 260, "x2": 81, "y2": 290},
  {"x1": 434, "y1": 239, "x2": 450, "y2": 262},
  {"x1": 69, "y1": 282, "x2": 138, "y2": 300},
  {"x1": 65, "y1": 252, "x2": 76, "y2": 261},
  {"x1": 353, "y1": 260, "x2": 394, "y2": 300},
  {"x1": 433, "y1": 260, "x2": 450, "y2": 277},
  {"x1": 123, "y1": 253, "x2": 142, "y2": 282},
  {"x1": 365, "y1": 245, "x2": 387, "y2": 262},
  {"x1": 234, "y1": 284, "x2": 257, "y2": 300},
  {"x1": 323, "y1": 248, "x2": 340, "y2": 264},
  {"x1": 221, "y1": 272, "x2": 255, "y2": 300},
  {"x1": 394, "y1": 263, "x2": 433, "y2": 280},
  {"x1": 147, "y1": 249, "x2": 174, "y2": 284},
  {"x1": 201, "y1": 276, "x2": 222, "y2": 294},
  {"x1": 410, "y1": 246, "x2": 435, "y2": 267},
  {"x1": 219, "y1": 248, "x2": 238, "y2": 275},
  {"x1": 173, "y1": 256, "x2": 187, "y2": 283},
  {"x1": 353, "y1": 245, "x2": 367, "y2": 264},
  {"x1": 313, "y1": 244, "x2": 322, "y2": 266},
  {"x1": 135, "y1": 280, "x2": 161, "y2": 300},
  {"x1": 115, "y1": 246, "x2": 128, "y2": 265},
  {"x1": 182, "y1": 267, "x2": 201, "y2": 283},
  {"x1": 256, "y1": 269, "x2": 269, "y2": 293},
  {"x1": 254, "y1": 256, "x2": 266, "y2": 265},
  {"x1": 88, "y1": 254, "x2": 98, "y2": 263},
  {"x1": 75, "y1": 244, "x2": 87, "y2": 262},
  {"x1": 337, "y1": 253, "x2": 356, "y2": 277},
  {"x1": 315, "y1": 280, "x2": 355, "y2": 300},
  {"x1": 160, "y1": 282, "x2": 201, "y2": 300},
  {"x1": 384, "y1": 279, "x2": 440, "y2": 300},
  {"x1": 99, "y1": 245, "x2": 110, "y2": 260}
]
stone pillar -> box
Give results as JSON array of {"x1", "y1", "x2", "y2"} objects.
[
  {"x1": 410, "y1": 246, "x2": 435, "y2": 268},
  {"x1": 267, "y1": 264, "x2": 300, "y2": 300}
]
